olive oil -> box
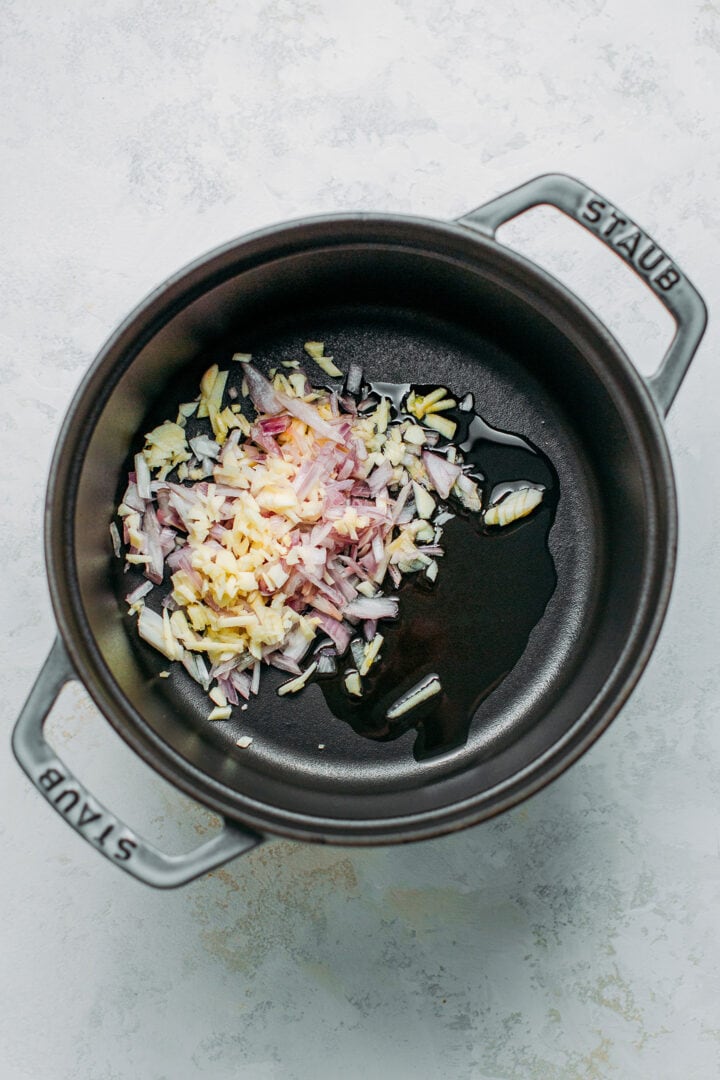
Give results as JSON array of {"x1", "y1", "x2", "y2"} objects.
[{"x1": 320, "y1": 382, "x2": 558, "y2": 760}]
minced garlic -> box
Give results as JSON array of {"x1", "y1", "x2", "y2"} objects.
[
  {"x1": 484, "y1": 488, "x2": 543, "y2": 527},
  {"x1": 304, "y1": 341, "x2": 343, "y2": 378}
]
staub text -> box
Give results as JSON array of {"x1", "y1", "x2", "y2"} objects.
[
  {"x1": 37, "y1": 767, "x2": 137, "y2": 861},
  {"x1": 580, "y1": 196, "x2": 680, "y2": 292}
]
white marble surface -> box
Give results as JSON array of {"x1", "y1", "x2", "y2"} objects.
[{"x1": 2, "y1": 2, "x2": 719, "y2": 1077}]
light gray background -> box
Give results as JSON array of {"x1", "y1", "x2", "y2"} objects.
[{"x1": 2, "y1": 2, "x2": 719, "y2": 1078}]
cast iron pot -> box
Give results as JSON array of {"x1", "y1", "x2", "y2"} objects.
[{"x1": 12, "y1": 174, "x2": 707, "y2": 887}]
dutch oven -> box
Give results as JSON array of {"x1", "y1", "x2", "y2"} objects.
[{"x1": 12, "y1": 174, "x2": 707, "y2": 887}]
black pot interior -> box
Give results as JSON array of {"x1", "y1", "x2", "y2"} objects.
[{"x1": 57, "y1": 219, "x2": 672, "y2": 839}]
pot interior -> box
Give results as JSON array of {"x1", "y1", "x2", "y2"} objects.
[{"x1": 56, "y1": 220, "x2": 673, "y2": 839}]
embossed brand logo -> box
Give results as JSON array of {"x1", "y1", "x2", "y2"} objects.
[
  {"x1": 579, "y1": 194, "x2": 681, "y2": 292},
  {"x1": 37, "y1": 767, "x2": 138, "y2": 862}
]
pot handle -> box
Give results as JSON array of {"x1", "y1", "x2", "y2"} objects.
[
  {"x1": 12, "y1": 639, "x2": 263, "y2": 888},
  {"x1": 457, "y1": 173, "x2": 707, "y2": 415}
]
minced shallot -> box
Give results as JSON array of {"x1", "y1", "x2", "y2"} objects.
[{"x1": 114, "y1": 344, "x2": 539, "y2": 724}]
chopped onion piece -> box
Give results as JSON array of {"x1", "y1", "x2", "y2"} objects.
[
  {"x1": 414, "y1": 522, "x2": 435, "y2": 543},
  {"x1": 209, "y1": 685, "x2": 227, "y2": 708},
  {"x1": 134, "y1": 453, "x2": 152, "y2": 501},
  {"x1": 388, "y1": 564, "x2": 402, "y2": 587},
  {"x1": 422, "y1": 452, "x2": 461, "y2": 500},
  {"x1": 403, "y1": 424, "x2": 426, "y2": 447},
  {"x1": 367, "y1": 459, "x2": 393, "y2": 494},
  {"x1": 485, "y1": 487, "x2": 543, "y2": 526},
  {"x1": 242, "y1": 362, "x2": 285, "y2": 415},
  {"x1": 454, "y1": 473, "x2": 483, "y2": 512},
  {"x1": 350, "y1": 637, "x2": 367, "y2": 668},
  {"x1": 316, "y1": 652, "x2": 337, "y2": 676},
  {"x1": 121, "y1": 480, "x2": 146, "y2": 513},
  {"x1": 142, "y1": 503, "x2": 165, "y2": 584},
  {"x1": 208, "y1": 705, "x2": 232, "y2": 720},
  {"x1": 277, "y1": 661, "x2": 318, "y2": 696},
  {"x1": 390, "y1": 480, "x2": 413, "y2": 525},
  {"x1": 343, "y1": 596, "x2": 399, "y2": 620},
  {"x1": 312, "y1": 611, "x2": 352, "y2": 654},
  {"x1": 408, "y1": 388, "x2": 443, "y2": 419},
  {"x1": 359, "y1": 633, "x2": 384, "y2": 676},
  {"x1": 304, "y1": 341, "x2": 343, "y2": 378},
  {"x1": 250, "y1": 661, "x2": 261, "y2": 696},
  {"x1": 344, "y1": 669, "x2": 363, "y2": 697},
  {"x1": 411, "y1": 481, "x2": 435, "y2": 520},
  {"x1": 423, "y1": 397, "x2": 456, "y2": 414},
  {"x1": 343, "y1": 361, "x2": 364, "y2": 398},
  {"x1": 189, "y1": 435, "x2": 221, "y2": 460},
  {"x1": 276, "y1": 388, "x2": 345, "y2": 443},
  {"x1": 110, "y1": 522, "x2": 122, "y2": 558},
  {"x1": 183, "y1": 652, "x2": 210, "y2": 689},
  {"x1": 230, "y1": 670, "x2": 253, "y2": 700},
  {"x1": 279, "y1": 625, "x2": 314, "y2": 664},
  {"x1": 424, "y1": 413, "x2": 457, "y2": 440},
  {"x1": 386, "y1": 674, "x2": 442, "y2": 720},
  {"x1": 138, "y1": 606, "x2": 184, "y2": 662},
  {"x1": 269, "y1": 653, "x2": 302, "y2": 675},
  {"x1": 125, "y1": 579, "x2": 153, "y2": 604}
]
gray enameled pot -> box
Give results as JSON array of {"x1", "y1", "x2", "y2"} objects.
[{"x1": 12, "y1": 175, "x2": 707, "y2": 887}]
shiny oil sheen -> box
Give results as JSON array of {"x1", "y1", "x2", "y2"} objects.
[{"x1": 319, "y1": 382, "x2": 559, "y2": 760}]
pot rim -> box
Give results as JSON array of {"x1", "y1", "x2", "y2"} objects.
[{"x1": 44, "y1": 210, "x2": 678, "y2": 843}]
